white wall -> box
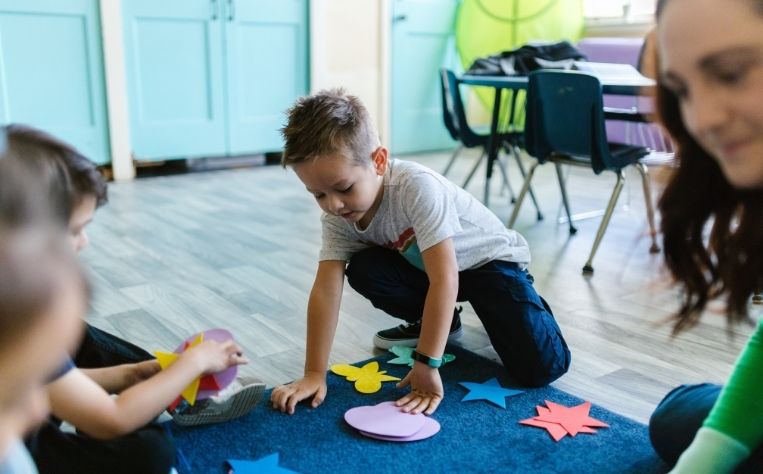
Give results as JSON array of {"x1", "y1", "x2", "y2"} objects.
[
  {"x1": 100, "y1": 0, "x2": 134, "y2": 181},
  {"x1": 309, "y1": 0, "x2": 389, "y2": 144}
]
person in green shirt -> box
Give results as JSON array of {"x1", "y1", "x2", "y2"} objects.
[{"x1": 648, "y1": 0, "x2": 763, "y2": 472}]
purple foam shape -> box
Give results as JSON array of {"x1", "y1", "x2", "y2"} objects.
[
  {"x1": 358, "y1": 416, "x2": 441, "y2": 442},
  {"x1": 344, "y1": 401, "x2": 427, "y2": 437},
  {"x1": 174, "y1": 328, "x2": 237, "y2": 400}
]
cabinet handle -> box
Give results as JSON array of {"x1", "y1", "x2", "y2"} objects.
[
  {"x1": 227, "y1": 0, "x2": 235, "y2": 21},
  {"x1": 210, "y1": 0, "x2": 218, "y2": 20}
]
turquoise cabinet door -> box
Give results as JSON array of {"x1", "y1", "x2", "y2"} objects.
[
  {"x1": 0, "y1": 0, "x2": 110, "y2": 164},
  {"x1": 224, "y1": 0, "x2": 308, "y2": 155},
  {"x1": 122, "y1": 0, "x2": 227, "y2": 160},
  {"x1": 391, "y1": 0, "x2": 460, "y2": 155}
]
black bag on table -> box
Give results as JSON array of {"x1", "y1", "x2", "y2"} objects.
[{"x1": 466, "y1": 40, "x2": 587, "y2": 76}]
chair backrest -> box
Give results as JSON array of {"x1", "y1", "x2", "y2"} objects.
[
  {"x1": 525, "y1": 70, "x2": 610, "y2": 174},
  {"x1": 440, "y1": 68, "x2": 485, "y2": 148},
  {"x1": 439, "y1": 68, "x2": 460, "y2": 141}
]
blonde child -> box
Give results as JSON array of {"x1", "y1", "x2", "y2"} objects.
[{"x1": 271, "y1": 89, "x2": 570, "y2": 416}]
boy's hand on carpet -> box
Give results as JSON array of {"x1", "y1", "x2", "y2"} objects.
[
  {"x1": 270, "y1": 372, "x2": 327, "y2": 415},
  {"x1": 395, "y1": 364, "x2": 443, "y2": 415}
]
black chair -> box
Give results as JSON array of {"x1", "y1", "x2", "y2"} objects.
[
  {"x1": 508, "y1": 70, "x2": 660, "y2": 274},
  {"x1": 439, "y1": 68, "x2": 542, "y2": 219}
]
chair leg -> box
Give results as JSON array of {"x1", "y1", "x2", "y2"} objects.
[
  {"x1": 508, "y1": 162, "x2": 540, "y2": 229},
  {"x1": 634, "y1": 162, "x2": 660, "y2": 253},
  {"x1": 442, "y1": 145, "x2": 463, "y2": 177},
  {"x1": 583, "y1": 170, "x2": 626, "y2": 275},
  {"x1": 510, "y1": 146, "x2": 543, "y2": 221},
  {"x1": 554, "y1": 164, "x2": 577, "y2": 235},
  {"x1": 484, "y1": 171, "x2": 491, "y2": 205},
  {"x1": 462, "y1": 151, "x2": 485, "y2": 189},
  {"x1": 495, "y1": 157, "x2": 516, "y2": 203}
]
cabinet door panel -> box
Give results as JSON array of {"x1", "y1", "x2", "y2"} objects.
[
  {"x1": 0, "y1": 0, "x2": 110, "y2": 163},
  {"x1": 225, "y1": 0, "x2": 308, "y2": 155},
  {"x1": 123, "y1": 0, "x2": 226, "y2": 160},
  {"x1": 391, "y1": 0, "x2": 459, "y2": 155}
]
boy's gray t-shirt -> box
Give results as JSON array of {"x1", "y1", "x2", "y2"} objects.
[{"x1": 319, "y1": 159, "x2": 530, "y2": 271}]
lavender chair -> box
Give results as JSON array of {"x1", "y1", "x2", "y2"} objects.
[{"x1": 576, "y1": 37, "x2": 673, "y2": 153}]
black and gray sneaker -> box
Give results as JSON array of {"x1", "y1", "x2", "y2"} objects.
[
  {"x1": 373, "y1": 309, "x2": 463, "y2": 350},
  {"x1": 172, "y1": 376, "x2": 265, "y2": 427}
]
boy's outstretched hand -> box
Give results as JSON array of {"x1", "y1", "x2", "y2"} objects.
[
  {"x1": 395, "y1": 363, "x2": 444, "y2": 415},
  {"x1": 271, "y1": 371, "x2": 327, "y2": 415}
]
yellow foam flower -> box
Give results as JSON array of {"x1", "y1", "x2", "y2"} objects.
[{"x1": 330, "y1": 361, "x2": 401, "y2": 394}]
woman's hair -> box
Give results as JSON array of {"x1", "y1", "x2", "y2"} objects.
[
  {"x1": 655, "y1": 0, "x2": 763, "y2": 333},
  {"x1": 2, "y1": 124, "x2": 107, "y2": 225}
]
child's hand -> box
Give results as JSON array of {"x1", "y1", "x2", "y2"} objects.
[
  {"x1": 395, "y1": 363, "x2": 443, "y2": 415},
  {"x1": 183, "y1": 339, "x2": 248, "y2": 374},
  {"x1": 270, "y1": 371, "x2": 327, "y2": 415}
]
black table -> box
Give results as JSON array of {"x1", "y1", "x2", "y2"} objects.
[{"x1": 458, "y1": 73, "x2": 655, "y2": 206}]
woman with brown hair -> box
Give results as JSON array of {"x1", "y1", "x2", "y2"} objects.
[{"x1": 648, "y1": 0, "x2": 763, "y2": 472}]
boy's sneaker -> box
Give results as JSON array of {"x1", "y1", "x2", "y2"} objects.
[
  {"x1": 171, "y1": 376, "x2": 265, "y2": 427},
  {"x1": 373, "y1": 309, "x2": 463, "y2": 350}
]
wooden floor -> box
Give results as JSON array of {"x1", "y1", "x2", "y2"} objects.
[{"x1": 82, "y1": 150, "x2": 760, "y2": 424}]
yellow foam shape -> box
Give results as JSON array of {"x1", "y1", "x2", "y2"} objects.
[
  {"x1": 331, "y1": 361, "x2": 401, "y2": 394},
  {"x1": 154, "y1": 333, "x2": 205, "y2": 405}
]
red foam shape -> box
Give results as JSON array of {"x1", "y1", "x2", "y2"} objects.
[
  {"x1": 168, "y1": 396, "x2": 183, "y2": 412},
  {"x1": 519, "y1": 417, "x2": 569, "y2": 441},
  {"x1": 198, "y1": 375, "x2": 222, "y2": 391},
  {"x1": 534, "y1": 401, "x2": 609, "y2": 436}
]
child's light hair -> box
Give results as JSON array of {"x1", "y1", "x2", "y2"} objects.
[
  {"x1": 281, "y1": 88, "x2": 380, "y2": 167},
  {"x1": 0, "y1": 145, "x2": 88, "y2": 361}
]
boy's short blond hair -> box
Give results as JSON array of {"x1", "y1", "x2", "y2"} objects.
[{"x1": 281, "y1": 88, "x2": 380, "y2": 167}]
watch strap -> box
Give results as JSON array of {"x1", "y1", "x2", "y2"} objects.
[{"x1": 412, "y1": 349, "x2": 443, "y2": 368}]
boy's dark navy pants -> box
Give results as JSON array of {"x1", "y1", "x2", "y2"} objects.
[
  {"x1": 74, "y1": 323, "x2": 153, "y2": 368},
  {"x1": 345, "y1": 247, "x2": 571, "y2": 387}
]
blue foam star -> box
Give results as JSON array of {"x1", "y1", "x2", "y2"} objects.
[
  {"x1": 459, "y1": 377, "x2": 523, "y2": 409},
  {"x1": 227, "y1": 453, "x2": 299, "y2": 473}
]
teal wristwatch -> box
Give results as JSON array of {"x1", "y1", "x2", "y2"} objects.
[{"x1": 412, "y1": 350, "x2": 443, "y2": 368}]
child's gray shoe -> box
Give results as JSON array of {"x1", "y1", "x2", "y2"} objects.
[{"x1": 172, "y1": 376, "x2": 265, "y2": 427}]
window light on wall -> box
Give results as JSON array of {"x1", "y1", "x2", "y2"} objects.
[{"x1": 584, "y1": 0, "x2": 656, "y2": 23}]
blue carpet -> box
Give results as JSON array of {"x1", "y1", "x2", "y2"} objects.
[{"x1": 170, "y1": 346, "x2": 666, "y2": 473}]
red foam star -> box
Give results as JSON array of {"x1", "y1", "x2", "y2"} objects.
[
  {"x1": 535, "y1": 401, "x2": 608, "y2": 436},
  {"x1": 519, "y1": 401, "x2": 608, "y2": 441}
]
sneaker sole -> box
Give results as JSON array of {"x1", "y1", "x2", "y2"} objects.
[
  {"x1": 172, "y1": 383, "x2": 265, "y2": 427},
  {"x1": 372, "y1": 326, "x2": 463, "y2": 350}
]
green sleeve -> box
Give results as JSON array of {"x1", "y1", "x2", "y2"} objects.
[
  {"x1": 670, "y1": 427, "x2": 749, "y2": 473},
  {"x1": 704, "y1": 318, "x2": 763, "y2": 449}
]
